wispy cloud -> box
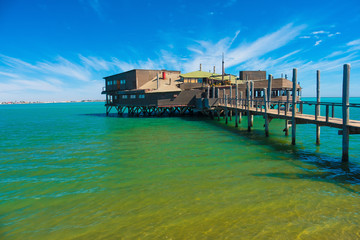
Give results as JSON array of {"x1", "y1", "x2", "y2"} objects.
[
  {"x1": 312, "y1": 30, "x2": 329, "y2": 35},
  {"x1": 78, "y1": 0, "x2": 103, "y2": 18},
  {"x1": 314, "y1": 40, "x2": 322, "y2": 46},
  {"x1": 180, "y1": 23, "x2": 306, "y2": 72},
  {"x1": 38, "y1": 57, "x2": 92, "y2": 82},
  {"x1": 2, "y1": 22, "x2": 360, "y2": 101},
  {"x1": 328, "y1": 32, "x2": 341, "y2": 37}
]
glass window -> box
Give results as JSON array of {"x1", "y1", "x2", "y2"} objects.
[
  {"x1": 198, "y1": 78, "x2": 203, "y2": 83},
  {"x1": 122, "y1": 95, "x2": 128, "y2": 99},
  {"x1": 139, "y1": 94, "x2": 145, "y2": 99},
  {"x1": 130, "y1": 95, "x2": 136, "y2": 99},
  {"x1": 120, "y1": 80, "x2": 126, "y2": 84}
]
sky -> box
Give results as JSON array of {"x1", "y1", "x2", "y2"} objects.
[{"x1": 1, "y1": 0, "x2": 360, "y2": 101}]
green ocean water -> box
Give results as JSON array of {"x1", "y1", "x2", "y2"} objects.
[{"x1": 1, "y1": 98, "x2": 360, "y2": 239}]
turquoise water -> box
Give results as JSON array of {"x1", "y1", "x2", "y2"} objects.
[{"x1": 1, "y1": 99, "x2": 360, "y2": 239}]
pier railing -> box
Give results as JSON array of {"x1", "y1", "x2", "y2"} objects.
[
  {"x1": 219, "y1": 98, "x2": 360, "y2": 121},
  {"x1": 207, "y1": 64, "x2": 359, "y2": 162}
]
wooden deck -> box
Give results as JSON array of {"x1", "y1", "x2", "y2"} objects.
[
  {"x1": 217, "y1": 101, "x2": 360, "y2": 132},
  {"x1": 204, "y1": 65, "x2": 358, "y2": 162}
]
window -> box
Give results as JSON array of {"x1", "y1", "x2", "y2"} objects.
[
  {"x1": 198, "y1": 78, "x2": 203, "y2": 83},
  {"x1": 120, "y1": 80, "x2": 126, "y2": 84},
  {"x1": 139, "y1": 94, "x2": 145, "y2": 99},
  {"x1": 130, "y1": 95, "x2": 136, "y2": 99},
  {"x1": 122, "y1": 95, "x2": 128, "y2": 99}
]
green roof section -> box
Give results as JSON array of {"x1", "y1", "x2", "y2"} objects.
[
  {"x1": 210, "y1": 74, "x2": 237, "y2": 81},
  {"x1": 180, "y1": 70, "x2": 243, "y2": 84},
  {"x1": 180, "y1": 71, "x2": 214, "y2": 78}
]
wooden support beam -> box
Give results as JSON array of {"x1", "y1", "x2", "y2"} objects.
[
  {"x1": 223, "y1": 89, "x2": 226, "y2": 119},
  {"x1": 338, "y1": 129, "x2": 360, "y2": 135},
  {"x1": 292, "y1": 68, "x2": 297, "y2": 145},
  {"x1": 264, "y1": 88, "x2": 269, "y2": 137},
  {"x1": 235, "y1": 82, "x2": 239, "y2": 127},
  {"x1": 251, "y1": 81, "x2": 254, "y2": 108},
  {"x1": 342, "y1": 64, "x2": 350, "y2": 162},
  {"x1": 267, "y1": 74, "x2": 273, "y2": 109},
  {"x1": 278, "y1": 101, "x2": 280, "y2": 115},
  {"x1": 225, "y1": 94, "x2": 228, "y2": 124},
  {"x1": 284, "y1": 120, "x2": 289, "y2": 136},
  {"x1": 326, "y1": 105, "x2": 330, "y2": 122},
  {"x1": 316, "y1": 70, "x2": 321, "y2": 145},
  {"x1": 286, "y1": 91, "x2": 290, "y2": 116},
  {"x1": 247, "y1": 81, "x2": 251, "y2": 131}
]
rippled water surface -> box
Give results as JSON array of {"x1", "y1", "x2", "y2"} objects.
[{"x1": 1, "y1": 99, "x2": 360, "y2": 239}]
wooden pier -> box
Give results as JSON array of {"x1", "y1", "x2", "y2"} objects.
[{"x1": 205, "y1": 64, "x2": 359, "y2": 162}]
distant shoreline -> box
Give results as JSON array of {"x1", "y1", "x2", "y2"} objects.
[
  {"x1": 0, "y1": 100, "x2": 105, "y2": 105},
  {"x1": 2, "y1": 97, "x2": 360, "y2": 105}
]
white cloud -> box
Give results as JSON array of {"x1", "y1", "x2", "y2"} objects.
[
  {"x1": 0, "y1": 71, "x2": 20, "y2": 78},
  {"x1": 328, "y1": 32, "x2": 340, "y2": 37},
  {"x1": 314, "y1": 40, "x2": 322, "y2": 46},
  {"x1": 312, "y1": 30, "x2": 329, "y2": 35},
  {"x1": 180, "y1": 23, "x2": 306, "y2": 72},
  {"x1": 38, "y1": 57, "x2": 92, "y2": 82},
  {"x1": 347, "y1": 39, "x2": 360, "y2": 46},
  {"x1": 300, "y1": 36, "x2": 311, "y2": 39},
  {"x1": 79, "y1": 55, "x2": 110, "y2": 71}
]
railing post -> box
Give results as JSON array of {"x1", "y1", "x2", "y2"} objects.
[
  {"x1": 247, "y1": 81, "x2": 251, "y2": 131},
  {"x1": 286, "y1": 91, "x2": 290, "y2": 116},
  {"x1": 342, "y1": 64, "x2": 350, "y2": 162},
  {"x1": 212, "y1": 86, "x2": 215, "y2": 99},
  {"x1": 267, "y1": 74, "x2": 273, "y2": 109},
  {"x1": 292, "y1": 68, "x2": 297, "y2": 145},
  {"x1": 223, "y1": 89, "x2": 226, "y2": 107},
  {"x1": 278, "y1": 101, "x2": 280, "y2": 115},
  {"x1": 235, "y1": 83, "x2": 238, "y2": 127},
  {"x1": 239, "y1": 91, "x2": 243, "y2": 123},
  {"x1": 207, "y1": 85, "x2": 210, "y2": 99},
  {"x1": 326, "y1": 105, "x2": 329, "y2": 122},
  {"x1": 264, "y1": 88, "x2": 269, "y2": 137},
  {"x1": 251, "y1": 81, "x2": 254, "y2": 108},
  {"x1": 225, "y1": 94, "x2": 228, "y2": 124}
]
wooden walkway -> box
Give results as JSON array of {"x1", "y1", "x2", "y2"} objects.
[
  {"x1": 206, "y1": 65, "x2": 359, "y2": 162},
  {"x1": 217, "y1": 101, "x2": 360, "y2": 131}
]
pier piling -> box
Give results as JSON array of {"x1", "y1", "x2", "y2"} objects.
[
  {"x1": 292, "y1": 68, "x2": 297, "y2": 145},
  {"x1": 247, "y1": 81, "x2": 251, "y2": 131},
  {"x1": 264, "y1": 88, "x2": 269, "y2": 137},
  {"x1": 316, "y1": 70, "x2": 321, "y2": 145},
  {"x1": 342, "y1": 64, "x2": 350, "y2": 162},
  {"x1": 267, "y1": 74, "x2": 273, "y2": 109}
]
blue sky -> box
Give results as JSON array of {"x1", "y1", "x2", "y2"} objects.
[{"x1": 1, "y1": 0, "x2": 360, "y2": 101}]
